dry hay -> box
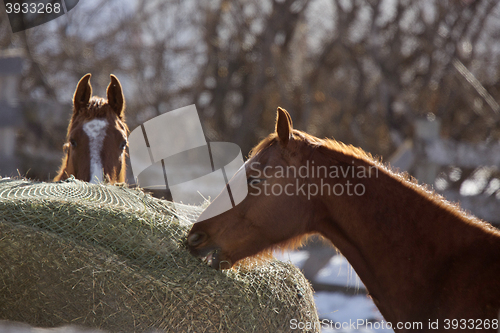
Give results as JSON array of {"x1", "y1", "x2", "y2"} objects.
[{"x1": 0, "y1": 177, "x2": 318, "y2": 332}]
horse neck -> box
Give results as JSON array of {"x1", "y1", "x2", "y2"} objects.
[{"x1": 310, "y1": 150, "x2": 500, "y2": 324}]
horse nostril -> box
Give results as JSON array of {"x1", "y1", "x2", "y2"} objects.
[{"x1": 187, "y1": 232, "x2": 207, "y2": 247}]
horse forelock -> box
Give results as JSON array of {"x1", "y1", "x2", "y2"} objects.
[
  {"x1": 68, "y1": 96, "x2": 128, "y2": 136},
  {"x1": 77, "y1": 97, "x2": 113, "y2": 119},
  {"x1": 248, "y1": 133, "x2": 278, "y2": 158}
]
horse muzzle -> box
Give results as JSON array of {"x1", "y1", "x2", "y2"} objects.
[{"x1": 186, "y1": 232, "x2": 232, "y2": 270}]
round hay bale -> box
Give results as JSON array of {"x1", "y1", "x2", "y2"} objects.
[{"x1": 0, "y1": 178, "x2": 318, "y2": 332}]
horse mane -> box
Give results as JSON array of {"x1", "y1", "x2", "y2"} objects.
[
  {"x1": 250, "y1": 129, "x2": 374, "y2": 161},
  {"x1": 245, "y1": 128, "x2": 499, "y2": 263}
]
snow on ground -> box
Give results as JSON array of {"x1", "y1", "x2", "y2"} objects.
[
  {"x1": 275, "y1": 250, "x2": 394, "y2": 333},
  {"x1": 315, "y1": 292, "x2": 392, "y2": 333},
  {"x1": 315, "y1": 254, "x2": 365, "y2": 289}
]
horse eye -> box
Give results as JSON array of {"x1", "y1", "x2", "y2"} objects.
[
  {"x1": 247, "y1": 177, "x2": 263, "y2": 185},
  {"x1": 70, "y1": 139, "x2": 77, "y2": 148},
  {"x1": 120, "y1": 140, "x2": 127, "y2": 150}
]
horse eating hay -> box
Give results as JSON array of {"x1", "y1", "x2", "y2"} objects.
[
  {"x1": 54, "y1": 74, "x2": 128, "y2": 184},
  {"x1": 188, "y1": 107, "x2": 500, "y2": 332},
  {"x1": 0, "y1": 178, "x2": 318, "y2": 332}
]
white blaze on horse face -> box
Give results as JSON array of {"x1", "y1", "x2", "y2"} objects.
[{"x1": 83, "y1": 118, "x2": 108, "y2": 184}]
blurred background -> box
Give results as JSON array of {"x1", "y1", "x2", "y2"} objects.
[
  {"x1": 2, "y1": 0, "x2": 499, "y2": 224},
  {"x1": 1, "y1": 0, "x2": 500, "y2": 330}
]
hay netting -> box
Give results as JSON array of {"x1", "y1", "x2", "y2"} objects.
[{"x1": 0, "y1": 178, "x2": 319, "y2": 332}]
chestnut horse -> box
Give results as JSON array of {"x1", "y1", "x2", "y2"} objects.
[
  {"x1": 188, "y1": 108, "x2": 500, "y2": 331},
  {"x1": 54, "y1": 74, "x2": 128, "y2": 184}
]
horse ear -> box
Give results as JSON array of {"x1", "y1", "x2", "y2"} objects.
[
  {"x1": 73, "y1": 73, "x2": 92, "y2": 114},
  {"x1": 107, "y1": 74, "x2": 125, "y2": 119},
  {"x1": 276, "y1": 107, "x2": 293, "y2": 147}
]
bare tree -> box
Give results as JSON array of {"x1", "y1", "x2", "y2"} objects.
[{"x1": 4, "y1": 0, "x2": 500, "y2": 174}]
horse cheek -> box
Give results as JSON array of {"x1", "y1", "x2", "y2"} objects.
[{"x1": 66, "y1": 150, "x2": 77, "y2": 179}]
